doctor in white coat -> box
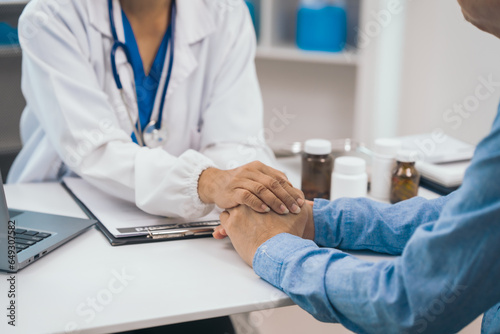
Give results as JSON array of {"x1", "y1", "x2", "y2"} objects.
[{"x1": 8, "y1": 0, "x2": 305, "y2": 219}]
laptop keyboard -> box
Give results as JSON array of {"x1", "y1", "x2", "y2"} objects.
[{"x1": 15, "y1": 229, "x2": 52, "y2": 253}]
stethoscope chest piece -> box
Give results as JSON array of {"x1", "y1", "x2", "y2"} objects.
[
  {"x1": 143, "y1": 121, "x2": 168, "y2": 149},
  {"x1": 108, "y1": 0, "x2": 176, "y2": 149}
]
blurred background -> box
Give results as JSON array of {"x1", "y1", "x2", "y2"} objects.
[
  {"x1": 252, "y1": 0, "x2": 500, "y2": 152},
  {"x1": 0, "y1": 0, "x2": 497, "y2": 331},
  {"x1": 2, "y1": 0, "x2": 500, "y2": 178},
  {"x1": 0, "y1": 1, "x2": 23, "y2": 181}
]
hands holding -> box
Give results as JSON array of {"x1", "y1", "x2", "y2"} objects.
[
  {"x1": 198, "y1": 161, "x2": 305, "y2": 214},
  {"x1": 213, "y1": 201, "x2": 315, "y2": 267},
  {"x1": 198, "y1": 160, "x2": 313, "y2": 267}
]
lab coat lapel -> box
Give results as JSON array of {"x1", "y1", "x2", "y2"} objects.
[
  {"x1": 88, "y1": 0, "x2": 138, "y2": 124},
  {"x1": 86, "y1": 0, "x2": 216, "y2": 118},
  {"x1": 87, "y1": 0, "x2": 113, "y2": 39},
  {"x1": 167, "y1": 0, "x2": 216, "y2": 100}
]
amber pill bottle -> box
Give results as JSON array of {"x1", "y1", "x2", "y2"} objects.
[
  {"x1": 301, "y1": 139, "x2": 333, "y2": 200},
  {"x1": 390, "y1": 150, "x2": 421, "y2": 204}
]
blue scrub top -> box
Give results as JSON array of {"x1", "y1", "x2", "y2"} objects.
[{"x1": 122, "y1": 11, "x2": 171, "y2": 144}]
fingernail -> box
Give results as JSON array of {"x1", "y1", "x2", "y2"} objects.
[
  {"x1": 297, "y1": 198, "x2": 305, "y2": 206},
  {"x1": 280, "y1": 204, "x2": 289, "y2": 214},
  {"x1": 291, "y1": 204, "x2": 301, "y2": 214},
  {"x1": 262, "y1": 205, "x2": 271, "y2": 212}
]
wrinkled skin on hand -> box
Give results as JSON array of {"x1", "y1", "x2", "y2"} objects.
[
  {"x1": 216, "y1": 201, "x2": 315, "y2": 267},
  {"x1": 198, "y1": 161, "x2": 305, "y2": 215}
]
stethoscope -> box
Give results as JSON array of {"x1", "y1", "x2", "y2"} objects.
[{"x1": 108, "y1": 0, "x2": 176, "y2": 148}]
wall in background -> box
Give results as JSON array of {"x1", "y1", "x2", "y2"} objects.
[
  {"x1": 256, "y1": 59, "x2": 356, "y2": 146},
  {"x1": 256, "y1": 0, "x2": 500, "y2": 149},
  {"x1": 254, "y1": 0, "x2": 410, "y2": 148},
  {"x1": 397, "y1": 0, "x2": 500, "y2": 145},
  {"x1": 253, "y1": 0, "x2": 361, "y2": 149}
]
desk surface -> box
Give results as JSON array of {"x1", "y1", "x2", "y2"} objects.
[
  {"x1": 0, "y1": 157, "x2": 437, "y2": 334},
  {"x1": 1, "y1": 183, "x2": 297, "y2": 334}
]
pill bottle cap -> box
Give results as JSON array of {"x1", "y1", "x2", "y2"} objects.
[
  {"x1": 374, "y1": 138, "x2": 402, "y2": 157},
  {"x1": 334, "y1": 156, "x2": 366, "y2": 175},
  {"x1": 396, "y1": 150, "x2": 419, "y2": 163},
  {"x1": 304, "y1": 139, "x2": 332, "y2": 155}
]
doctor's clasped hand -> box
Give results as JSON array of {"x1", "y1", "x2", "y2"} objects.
[{"x1": 199, "y1": 161, "x2": 305, "y2": 215}]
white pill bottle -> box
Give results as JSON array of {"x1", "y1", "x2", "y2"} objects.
[
  {"x1": 370, "y1": 138, "x2": 402, "y2": 201},
  {"x1": 331, "y1": 156, "x2": 368, "y2": 200}
]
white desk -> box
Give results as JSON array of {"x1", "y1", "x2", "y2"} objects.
[
  {"x1": 1, "y1": 182, "x2": 297, "y2": 334},
  {"x1": 0, "y1": 158, "x2": 438, "y2": 334}
]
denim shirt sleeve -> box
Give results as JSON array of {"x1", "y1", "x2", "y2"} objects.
[
  {"x1": 253, "y1": 109, "x2": 500, "y2": 334},
  {"x1": 313, "y1": 195, "x2": 451, "y2": 255}
]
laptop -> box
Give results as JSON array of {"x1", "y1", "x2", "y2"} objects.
[{"x1": 0, "y1": 175, "x2": 95, "y2": 272}]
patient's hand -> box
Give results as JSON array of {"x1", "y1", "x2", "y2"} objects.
[{"x1": 216, "y1": 201, "x2": 315, "y2": 267}]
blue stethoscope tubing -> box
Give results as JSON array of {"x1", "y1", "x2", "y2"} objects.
[{"x1": 108, "y1": 0, "x2": 176, "y2": 147}]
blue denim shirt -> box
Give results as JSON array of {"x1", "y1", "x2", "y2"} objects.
[{"x1": 253, "y1": 108, "x2": 500, "y2": 333}]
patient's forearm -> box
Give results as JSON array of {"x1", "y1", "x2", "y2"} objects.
[{"x1": 312, "y1": 194, "x2": 453, "y2": 255}]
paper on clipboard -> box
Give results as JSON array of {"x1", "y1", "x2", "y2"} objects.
[{"x1": 63, "y1": 177, "x2": 220, "y2": 238}]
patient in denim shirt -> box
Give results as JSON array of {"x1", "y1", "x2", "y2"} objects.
[
  {"x1": 245, "y1": 105, "x2": 500, "y2": 333},
  {"x1": 215, "y1": 0, "x2": 500, "y2": 332}
]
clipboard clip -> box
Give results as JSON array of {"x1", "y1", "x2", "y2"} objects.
[{"x1": 146, "y1": 222, "x2": 220, "y2": 240}]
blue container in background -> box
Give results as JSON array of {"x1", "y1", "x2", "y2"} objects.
[
  {"x1": 0, "y1": 22, "x2": 19, "y2": 46},
  {"x1": 245, "y1": 0, "x2": 259, "y2": 40},
  {"x1": 297, "y1": 0, "x2": 347, "y2": 52}
]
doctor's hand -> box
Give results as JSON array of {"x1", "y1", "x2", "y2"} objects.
[
  {"x1": 216, "y1": 201, "x2": 315, "y2": 267},
  {"x1": 198, "y1": 161, "x2": 305, "y2": 215}
]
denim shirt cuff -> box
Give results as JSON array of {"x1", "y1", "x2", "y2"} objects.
[
  {"x1": 313, "y1": 198, "x2": 345, "y2": 247},
  {"x1": 253, "y1": 233, "x2": 317, "y2": 288}
]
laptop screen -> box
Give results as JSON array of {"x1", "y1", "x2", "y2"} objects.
[{"x1": 0, "y1": 174, "x2": 18, "y2": 272}]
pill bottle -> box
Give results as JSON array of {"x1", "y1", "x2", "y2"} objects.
[
  {"x1": 301, "y1": 139, "x2": 333, "y2": 200},
  {"x1": 331, "y1": 156, "x2": 368, "y2": 200},
  {"x1": 297, "y1": 0, "x2": 347, "y2": 52},
  {"x1": 370, "y1": 138, "x2": 401, "y2": 201},
  {"x1": 390, "y1": 150, "x2": 421, "y2": 204}
]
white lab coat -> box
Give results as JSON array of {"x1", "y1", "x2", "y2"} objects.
[{"x1": 8, "y1": 0, "x2": 275, "y2": 219}]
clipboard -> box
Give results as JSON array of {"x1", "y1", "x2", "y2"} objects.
[{"x1": 62, "y1": 180, "x2": 220, "y2": 246}]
